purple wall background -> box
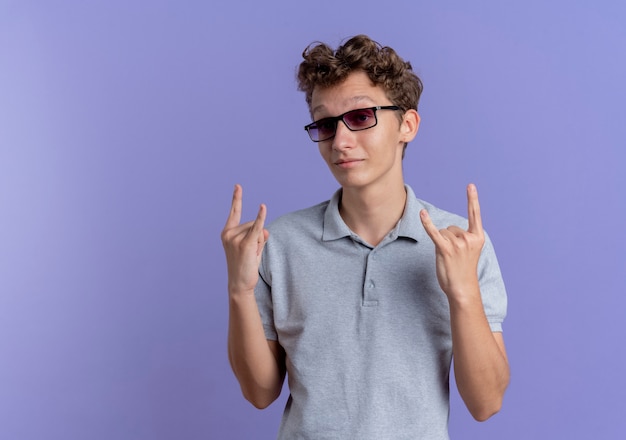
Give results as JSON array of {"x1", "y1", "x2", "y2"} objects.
[{"x1": 1, "y1": 1, "x2": 625, "y2": 439}]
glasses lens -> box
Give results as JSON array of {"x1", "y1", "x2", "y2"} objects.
[
  {"x1": 343, "y1": 108, "x2": 377, "y2": 130},
  {"x1": 310, "y1": 118, "x2": 337, "y2": 141}
]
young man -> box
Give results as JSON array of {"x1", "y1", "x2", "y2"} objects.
[{"x1": 222, "y1": 35, "x2": 509, "y2": 439}]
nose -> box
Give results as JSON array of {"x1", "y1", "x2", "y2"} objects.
[{"x1": 331, "y1": 120, "x2": 355, "y2": 151}]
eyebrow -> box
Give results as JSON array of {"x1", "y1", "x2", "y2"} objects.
[{"x1": 311, "y1": 96, "x2": 376, "y2": 118}]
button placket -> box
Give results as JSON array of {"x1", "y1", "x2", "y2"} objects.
[{"x1": 362, "y1": 250, "x2": 379, "y2": 307}]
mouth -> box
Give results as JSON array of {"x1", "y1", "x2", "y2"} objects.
[{"x1": 334, "y1": 158, "x2": 363, "y2": 168}]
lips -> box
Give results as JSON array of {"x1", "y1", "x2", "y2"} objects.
[{"x1": 335, "y1": 158, "x2": 364, "y2": 168}]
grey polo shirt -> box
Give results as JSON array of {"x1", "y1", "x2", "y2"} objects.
[{"x1": 255, "y1": 185, "x2": 507, "y2": 440}]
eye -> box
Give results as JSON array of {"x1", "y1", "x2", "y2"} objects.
[
  {"x1": 315, "y1": 118, "x2": 336, "y2": 134},
  {"x1": 345, "y1": 108, "x2": 375, "y2": 128}
]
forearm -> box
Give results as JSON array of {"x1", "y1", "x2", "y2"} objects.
[
  {"x1": 449, "y1": 290, "x2": 510, "y2": 421},
  {"x1": 228, "y1": 291, "x2": 284, "y2": 409}
]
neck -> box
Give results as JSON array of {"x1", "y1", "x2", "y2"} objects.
[{"x1": 339, "y1": 180, "x2": 407, "y2": 247}]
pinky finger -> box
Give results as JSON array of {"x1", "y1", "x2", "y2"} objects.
[{"x1": 250, "y1": 204, "x2": 267, "y2": 236}]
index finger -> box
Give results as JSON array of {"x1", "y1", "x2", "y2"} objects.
[
  {"x1": 420, "y1": 208, "x2": 444, "y2": 246},
  {"x1": 466, "y1": 183, "x2": 483, "y2": 234},
  {"x1": 224, "y1": 184, "x2": 243, "y2": 229}
]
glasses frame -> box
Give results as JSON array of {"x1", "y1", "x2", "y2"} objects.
[{"x1": 304, "y1": 105, "x2": 401, "y2": 142}]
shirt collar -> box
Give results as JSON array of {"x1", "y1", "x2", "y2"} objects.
[
  {"x1": 322, "y1": 185, "x2": 425, "y2": 243},
  {"x1": 322, "y1": 188, "x2": 352, "y2": 241}
]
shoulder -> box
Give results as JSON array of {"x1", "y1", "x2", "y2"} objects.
[
  {"x1": 419, "y1": 197, "x2": 498, "y2": 244},
  {"x1": 414, "y1": 196, "x2": 468, "y2": 229},
  {"x1": 266, "y1": 200, "x2": 329, "y2": 240},
  {"x1": 403, "y1": 185, "x2": 466, "y2": 229},
  {"x1": 409, "y1": 190, "x2": 497, "y2": 247},
  {"x1": 260, "y1": 200, "x2": 330, "y2": 276}
]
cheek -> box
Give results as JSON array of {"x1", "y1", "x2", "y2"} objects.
[{"x1": 318, "y1": 144, "x2": 332, "y2": 162}]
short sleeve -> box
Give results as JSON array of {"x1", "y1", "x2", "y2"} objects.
[
  {"x1": 254, "y1": 253, "x2": 278, "y2": 341},
  {"x1": 478, "y1": 232, "x2": 508, "y2": 332}
]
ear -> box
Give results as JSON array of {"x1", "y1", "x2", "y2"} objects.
[{"x1": 400, "y1": 109, "x2": 420, "y2": 143}]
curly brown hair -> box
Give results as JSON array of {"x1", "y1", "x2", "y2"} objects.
[{"x1": 297, "y1": 35, "x2": 423, "y2": 114}]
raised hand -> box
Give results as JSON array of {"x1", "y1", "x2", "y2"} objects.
[
  {"x1": 419, "y1": 184, "x2": 485, "y2": 301},
  {"x1": 221, "y1": 184, "x2": 269, "y2": 296}
]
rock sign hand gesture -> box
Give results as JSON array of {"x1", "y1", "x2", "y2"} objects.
[
  {"x1": 419, "y1": 184, "x2": 485, "y2": 301},
  {"x1": 221, "y1": 184, "x2": 269, "y2": 295}
]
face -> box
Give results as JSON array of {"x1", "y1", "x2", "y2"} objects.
[{"x1": 309, "y1": 71, "x2": 419, "y2": 192}]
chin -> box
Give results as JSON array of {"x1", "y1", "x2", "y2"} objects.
[{"x1": 335, "y1": 179, "x2": 371, "y2": 190}]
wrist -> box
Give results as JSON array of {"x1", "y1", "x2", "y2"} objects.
[
  {"x1": 228, "y1": 286, "x2": 257, "y2": 300},
  {"x1": 444, "y1": 283, "x2": 482, "y2": 309}
]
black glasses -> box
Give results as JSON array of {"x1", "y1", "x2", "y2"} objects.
[{"x1": 304, "y1": 106, "x2": 400, "y2": 142}]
